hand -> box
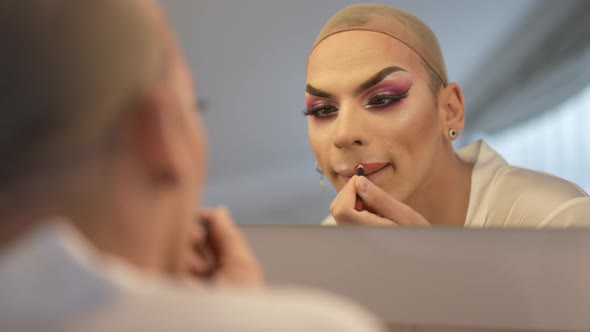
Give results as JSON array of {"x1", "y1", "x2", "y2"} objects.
[
  {"x1": 189, "y1": 207, "x2": 264, "y2": 286},
  {"x1": 330, "y1": 176, "x2": 430, "y2": 226}
]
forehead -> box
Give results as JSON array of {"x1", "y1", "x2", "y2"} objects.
[{"x1": 306, "y1": 31, "x2": 425, "y2": 86}]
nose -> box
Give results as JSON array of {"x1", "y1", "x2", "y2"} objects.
[{"x1": 332, "y1": 103, "x2": 365, "y2": 149}]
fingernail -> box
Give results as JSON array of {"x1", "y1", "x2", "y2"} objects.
[{"x1": 358, "y1": 176, "x2": 370, "y2": 192}]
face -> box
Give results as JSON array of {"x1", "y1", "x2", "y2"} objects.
[
  {"x1": 160, "y1": 42, "x2": 208, "y2": 276},
  {"x1": 306, "y1": 31, "x2": 447, "y2": 203}
]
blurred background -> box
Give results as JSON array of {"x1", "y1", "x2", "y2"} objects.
[{"x1": 160, "y1": 0, "x2": 590, "y2": 224}]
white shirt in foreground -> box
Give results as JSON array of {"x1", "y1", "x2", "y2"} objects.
[
  {"x1": 323, "y1": 140, "x2": 590, "y2": 227},
  {"x1": 0, "y1": 221, "x2": 385, "y2": 332}
]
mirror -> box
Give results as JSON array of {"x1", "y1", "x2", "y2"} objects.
[{"x1": 161, "y1": 0, "x2": 590, "y2": 225}]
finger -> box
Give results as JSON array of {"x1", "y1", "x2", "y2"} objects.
[
  {"x1": 332, "y1": 198, "x2": 399, "y2": 226},
  {"x1": 355, "y1": 177, "x2": 430, "y2": 226},
  {"x1": 330, "y1": 176, "x2": 396, "y2": 225},
  {"x1": 189, "y1": 220, "x2": 216, "y2": 277},
  {"x1": 188, "y1": 250, "x2": 215, "y2": 276},
  {"x1": 200, "y1": 207, "x2": 249, "y2": 260},
  {"x1": 199, "y1": 207, "x2": 263, "y2": 285},
  {"x1": 351, "y1": 210, "x2": 400, "y2": 226},
  {"x1": 190, "y1": 222, "x2": 207, "y2": 243},
  {"x1": 330, "y1": 176, "x2": 363, "y2": 224}
]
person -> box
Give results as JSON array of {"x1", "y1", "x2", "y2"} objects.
[
  {"x1": 305, "y1": 3, "x2": 590, "y2": 227},
  {"x1": 0, "y1": 1, "x2": 385, "y2": 331}
]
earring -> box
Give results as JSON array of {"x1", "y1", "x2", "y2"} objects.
[
  {"x1": 448, "y1": 128, "x2": 458, "y2": 140},
  {"x1": 315, "y1": 161, "x2": 325, "y2": 192}
]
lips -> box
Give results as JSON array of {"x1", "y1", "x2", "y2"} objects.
[
  {"x1": 355, "y1": 162, "x2": 390, "y2": 176},
  {"x1": 337, "y1": 162, "x2": 391, "y2": 179}
]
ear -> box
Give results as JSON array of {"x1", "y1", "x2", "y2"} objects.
[
  {"x1": 437, "y1": 82, "x2": 465, "y2": 141},
  {"x1": 125, "y1": 88, "x2": 181, "y2": 185}
]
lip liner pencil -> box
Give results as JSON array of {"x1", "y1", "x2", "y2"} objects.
[{"x1": 355, "y1": 164, "x2": 364, "y2": 211}]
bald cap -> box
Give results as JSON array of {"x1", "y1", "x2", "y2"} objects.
[{"x1": 311, "y1": 3, "x2": 448, "y2": 85}]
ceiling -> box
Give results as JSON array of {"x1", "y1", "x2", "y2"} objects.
[{"x1": 159, "y1": 0, "x2": 539, "y2": 223}]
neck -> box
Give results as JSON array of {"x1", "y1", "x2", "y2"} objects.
[
  {"x1": 407, "y1": 146, "x2": 473, "y2": 226},
  {"x1": 0, "y1": 207, "x2": 58, "y2": 250},
  {"x1": 67, "y1": 190, "x2": 173, "y2": 276},
  {"x1": 0, "y1": 188, "x2": 172, "y2": 277}
]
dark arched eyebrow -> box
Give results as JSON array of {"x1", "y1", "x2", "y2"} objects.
[
  {"x1": 305, "y1": 84, "x2": 335, "y2": 99},
  {"x1": 306, "y1": 65, "x2": 408, "y2": 99},
  {"x1": 354, "y1": 66, "x2": 408, "y2": 95}
]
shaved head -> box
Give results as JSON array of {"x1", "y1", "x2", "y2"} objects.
[{"x1": 0, "y1": 0, "x2": 170, "y2": 203}]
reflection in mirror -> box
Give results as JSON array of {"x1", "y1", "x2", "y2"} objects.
[{"x1": 162, "y1": 0, "x2": 590, "y2": 226}]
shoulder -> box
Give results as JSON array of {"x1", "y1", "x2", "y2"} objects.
[
  {"x1": 485, "y1": 164, "x2": 590, "y2": 227},
  {"x1": 493, "y1": 165, "x2": 587, "y2": 202},
  {"x1": 74, "y1": 286, "x2": 385, "y2": 332}
]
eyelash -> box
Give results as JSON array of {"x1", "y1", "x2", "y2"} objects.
[
  {"x1": 303, "y1": 91, "x2": 409, "y2": 118},
  {"x1": 303, "y1": 104, "x2": 338, "y2": 118}
]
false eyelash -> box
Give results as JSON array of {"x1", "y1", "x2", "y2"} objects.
[
  {"x1": 302, "y1": 107, "x2": 314, "y2": 116},
  {"x1": 364, "y1": 91, "x2": 410, "y2": 108},
  {"x1": 302, "y1": 104, "x2": 337, "y2": 117}
]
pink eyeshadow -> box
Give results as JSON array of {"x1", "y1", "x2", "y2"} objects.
[
  {"x1": 305, "y1": 97, "x2": 330, "y2": 109},
  {"x1": 363, "y1": 76, "x2": 414, "y2": 98}
]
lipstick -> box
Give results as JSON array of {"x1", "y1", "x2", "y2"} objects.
[{"x1": 355, "y1": 164, "x2": 364, "y2": 211}]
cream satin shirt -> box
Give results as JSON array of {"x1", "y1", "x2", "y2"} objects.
[
  {"x1": 0, "y1": 221, "x2": 384, "y2": 332},
  {"x1": 323, "y1": 140, "x2": 590, "y2": 227}
]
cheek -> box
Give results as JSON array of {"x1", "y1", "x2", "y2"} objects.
[
  {"x1": 307, "y1": 119, "x2": 329, "y2": 159},
  {"x1": 169, "y1": 219, "x2": 194, "y2": 277},
  {"x1": 389, "y1": 98, "x2": 439, "y2": 145},
  {"x1": 178, "y1": 110, "x2": 207, "y2": 200},
  {"x1": 368, "y1": 98, "x2": 439, "y2": 177},
  {"x1": 307, "y1": 120, "x2": 338, "y2": 182},
  {"x1": 192, "y1": 117, "x2": 207, "y2": 185}
]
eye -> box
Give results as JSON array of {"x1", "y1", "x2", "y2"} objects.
[
  {"x1": 365, "y1": 94, "x2": 405, "y2": 109},
  {"x1": 303, "y1": 104, "x2": 339, "y2": 118}
]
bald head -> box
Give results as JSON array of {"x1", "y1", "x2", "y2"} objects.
[{"x1": 0, "y1": 0, "x2": 170, "y2": 197}]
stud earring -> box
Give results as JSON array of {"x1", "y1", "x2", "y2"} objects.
[{"x1": 449, "y1": 128, "x2": 458, "y2": 140}]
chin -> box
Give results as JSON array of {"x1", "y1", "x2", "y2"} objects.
[
  {"x1": 380, "y1": 182, "x2": 409, "y2": 203},
  {"x1": 333, "y1": 181, "x2": 346, "y2": 192}
]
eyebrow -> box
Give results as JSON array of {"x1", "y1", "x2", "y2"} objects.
[
  {"x1": 306, "y1": 66, "x2": 408, "y2": 99},
  {"x1": 355, "y1": 66, "x2": 408, "y2": 95},
  {"x1": 305, "y1": 84, "x2": 335, "y2": 99}
]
